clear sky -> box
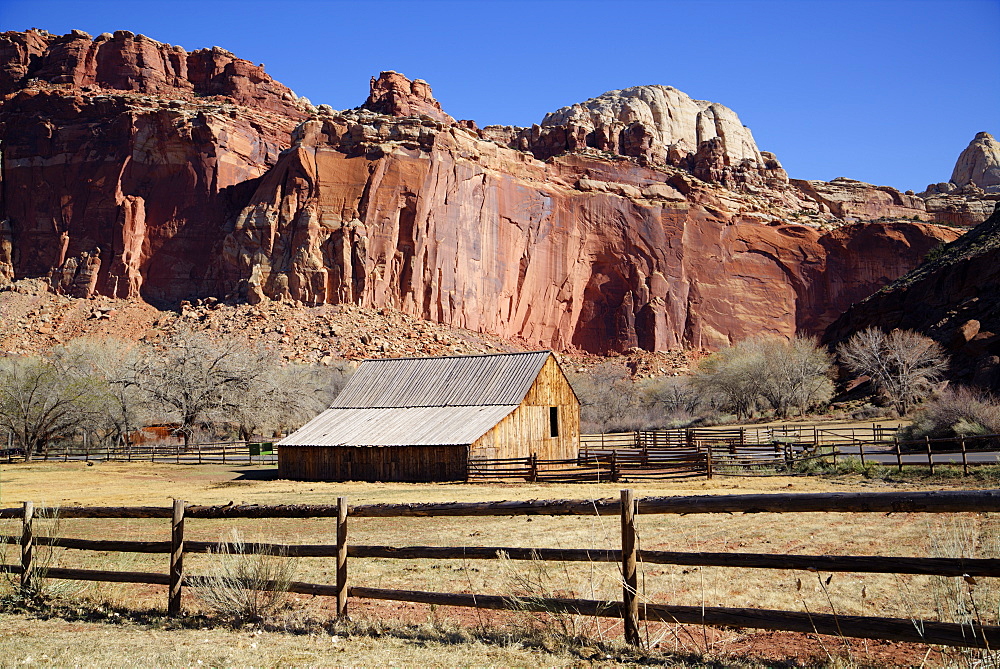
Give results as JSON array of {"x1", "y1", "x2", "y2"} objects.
[{"x1": 3, "y1": 0, "x2": 998, "y2": 192}]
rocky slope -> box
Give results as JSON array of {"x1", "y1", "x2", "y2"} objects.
[
  {"x1": 919, "y1": 132, "x2": 1000, "y2": 225},
  {"x1": 0, "y1": 28, "x2": 971, "y2": 355},
  {"x1": 825, "y1": 203, "x2": 1000, "y2": 386}
]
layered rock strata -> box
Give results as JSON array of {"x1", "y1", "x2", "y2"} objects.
[
  {"x1": 214, "y1": 102, "x2": 959, "y2": 352},
  {"x1": 0, "y1": 33, "x2": 965, "y2": 353},
  {"x1": 0, "y1": 29, "x2": 304, "y2": 302}
]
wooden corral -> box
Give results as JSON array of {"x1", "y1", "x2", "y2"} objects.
[{"x1": 278, "y1": 351, "x2": 579, "y2": 482}]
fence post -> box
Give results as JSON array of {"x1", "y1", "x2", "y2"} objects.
[
  {"x1": 611, "y1": 451, "x2": 619, "y2": 483},
  {"x1": 926, "y1": 436, "x2": 934, "y2": 475},
  {"x1": 169, "y1": 499, "x2": 185, "y2": 616},
  {"x1": 859, "y1": 441, "x2": 866, "y2": 467},
  {"x1": 529, "y1": 454, "x2": 538, "y2": 483},
  {"x1": 620, "y1": 489, "x2": 640, "y2": 646},
  {"x1": 961, "y1": 438, "x2": 969, "y2": 476},
  {"x1": 706, "y1": 447, "x2": 713, "y2": 480},
  {"x1": 895, "y1": 437, "x2": 903, "y2": 473},
  {"x1": 336, "y1": 496, "x2": 348, "y2": 618},
  {"x1": 197, "y1": 444, "x2": 202, "y2": 465},
  {"x1": 20, "y1": 501, "x2": 33, "y2": 593}
]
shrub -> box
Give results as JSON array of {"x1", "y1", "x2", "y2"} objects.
[
  {"x1": 694, "y1": 335, "x2": 834, "y2": 419},
  {"x1": 902, "y1": 386, "x2": 1000, "y2": 441},
  {"x1": 188, "y1": 530, "x2": 297, "y2": 624}
]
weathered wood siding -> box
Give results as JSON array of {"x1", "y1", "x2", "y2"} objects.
[
  {"x1": 470, "y1": 355, "x2": 580, "y2": 462},
  {"x1": 278, "y1": 445, "x2": 467, "y2": 482}
]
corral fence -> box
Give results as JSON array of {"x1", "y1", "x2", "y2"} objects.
[
  {"x1": 0, "y1": 436, "x2": 276, "y2": 466},
  {"x1": 469, "y1": 425, "x2": 1000, "y2": 481},
  {"x1": 1, "y1": 490, "x2": 999, "y2": 648}
]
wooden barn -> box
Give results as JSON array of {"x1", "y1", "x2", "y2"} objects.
[{"x1": 278, "y1": 351, "x2": 579, "y2": 482}]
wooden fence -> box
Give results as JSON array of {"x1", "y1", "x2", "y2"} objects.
[
  {"x1": 569, "y1": 429, "x2": 1000, "y2": 480},
  {"x1": 1, "y1": 439, "x2": 276, "y2": 466},
  {"x1": 1, "y1": 490, "x2": 1000, "y2": 648}
]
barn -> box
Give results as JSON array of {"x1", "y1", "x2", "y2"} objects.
[{"x1": 277, "y1": 350, "x2": 579, "y2": 482}]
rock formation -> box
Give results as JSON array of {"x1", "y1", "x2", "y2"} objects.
[
  {"x1": 825, "y1": 203, "x2": 1000, "y2": 386},
  {"x1": 0, "y1": 29, "x2": 304, "y2": 302},
  {"x1": 213, "y1": 90, "x2": 959, "y2": 352},
  {"x1": 0, "y1": 28, "x2": 306, "y2": 116},
  {"x1": 951, "y1": 132, "x2": 1000, "y2": 193},
  {"x1": 364, "y1": 71, "x2": 456, "y2": 125},
  {"x1": 0, "y1": 30, "x2": 966, "y2": 354},
  {"x1": 917, "y1": 132, "x2": 1000, "y2": 226}
]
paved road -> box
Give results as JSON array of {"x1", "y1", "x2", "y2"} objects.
[{"x1": 834, "y1": 444, "x2": 1000, "y2": 466}]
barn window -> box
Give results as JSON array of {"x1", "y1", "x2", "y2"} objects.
[{"x1": 549, "y1": 406, "x2": 559, "y2": 437}]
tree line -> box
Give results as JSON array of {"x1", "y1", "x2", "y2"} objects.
[
  {"x1": 1, "y1": 324, "x2": 978, "y2": 455},
  {"x1": 0, "y1": 330, "x2": 352, "y2": 459},
  {"x1": 571, "y1": 328, "x2": 951, "y2": 433}
]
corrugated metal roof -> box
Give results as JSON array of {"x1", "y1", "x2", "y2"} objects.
[
  {"x1": 278, "y1": 405, "x2": 519, "y2": 447},
  {"x1": 332, "y1": 351, "x2": 552, "y2": 408}
]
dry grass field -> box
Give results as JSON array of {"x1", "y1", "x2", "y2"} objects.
[{"x1": 0, "y1": 461, "x2": 997, "y2": 666}]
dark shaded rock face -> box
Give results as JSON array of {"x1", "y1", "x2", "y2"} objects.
[
  {"x1": 0, "y1": 31, "x2": 963, "y2": 353},
  {"x1": 825, "y1": 203, "x2": 1000, "y2": 387}
]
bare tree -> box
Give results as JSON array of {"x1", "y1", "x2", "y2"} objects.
[
  {"x1": 138, "y1": 331, "x2": 269, "y2": 447},
  {"x1": 51, "y1": 338, "x2": 152, "y2": 449},
  {"x1": 692, "y1": 342, "x2": 764, "y2": 419},
  {"x1": 0, "y1": 354, "x2": 104, "y2": 459},
  {"x1": 756, "y1": 336, "x2": 835, "y2": 418},
  {"x1": 694, "y1": 336, "x2": 834, "y2": 419},
  {"x1": 230, "y1": 360, "x2": 354, "y2": 441},
  {"x1": 638, "y1": 375, "x2": 702, "y2": 421},
  {"x1": 568, "y1": 363, "x2": 641, "y2": 433},
  {"x1": 838, "y1": 327, "x2": 948, "y2": 415}
]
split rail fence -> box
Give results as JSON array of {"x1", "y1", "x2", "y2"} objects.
[
  {"x1": 1, "y1": 490, "x2": 1000, "y2": 648},
  {"x1": 467, "y1": 427, "x2": 1000, "y2": 481},
  {"x1": 0, "y1": 438, "x2": 276, "y2": 466}
]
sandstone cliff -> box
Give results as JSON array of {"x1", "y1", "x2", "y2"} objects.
[
  {"x1": 919, "y1": 131, "x2": 1000, "y2": 225},
  {"x1": 951, "y1": 132, "x2": 1000, "y2": 193},
  {"x1": 0, "y1": 28, "x2": 306, "y2": 116},
  {"x1": 213, "y1": 90, "x2": 959, "y2": 353},
  {"x1": 0, "y1": 29, "x2": 305, "y2": 302},
  {"x1": 825, "y1": 203, "x2": 1000, "y2": 386},
  {"x1": 0, "y1": 32, "x2": 965, "y2": 354}
]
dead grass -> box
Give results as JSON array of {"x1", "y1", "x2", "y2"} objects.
[
  {"x1": 0, "y1": 611, "x2": 622, "y2": 668},
  {"x1": 0, "y1": 461, "x2": 996, "y2": 665}
]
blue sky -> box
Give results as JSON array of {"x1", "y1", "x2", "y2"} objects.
[{"x1": 2, "y1": 0, "x2": 998, "y2": 192}]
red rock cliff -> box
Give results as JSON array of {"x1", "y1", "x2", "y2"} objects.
[
  {"x1": 213, "y1": 100, "x2": 959, "y2": 352},
  {"x1": 0, "y1": 29, "x2": 305, "y2": 302},
  {"x1": 0, "y1": 36, "x2": 963, "y2": 353}
]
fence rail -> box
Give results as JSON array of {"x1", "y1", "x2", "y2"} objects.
[
  {"x1": 566, "y1": 429, "x2": 1000, "y2": 480},
  {"x1": 2, "y1": 490, "x2": 1000, "y2": 649},
  {"x1": 1, "y1": 439, "x2": 276, "y2": 466}
]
